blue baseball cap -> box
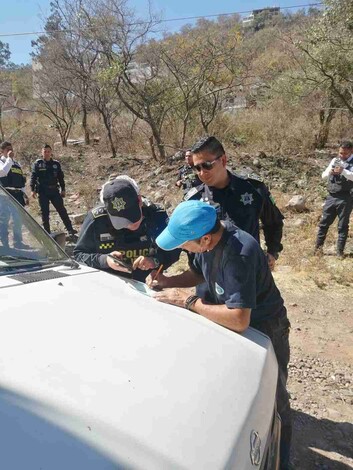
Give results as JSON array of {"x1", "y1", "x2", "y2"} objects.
[{"x1": 156, "y1": 200, "x2": 217, "y2": 251}]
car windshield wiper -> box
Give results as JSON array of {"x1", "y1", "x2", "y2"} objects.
[
  {"x1": 1, "y1": 255, "x2": 80, "y2": 269},
  {"x1": 41, "y1": 258, "x2": 81, "y2": 269},
  {"x1": 0, "y1": 255, "x2": 40, "y2": 262}
]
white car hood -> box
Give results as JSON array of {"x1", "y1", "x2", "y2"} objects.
[{"x1": 0, "y1": 265, "x2": 278, "y2": 469}]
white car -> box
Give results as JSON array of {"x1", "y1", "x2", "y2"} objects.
[{"x1": 0, "y1": 186, "x2": 280, "y2": 469}]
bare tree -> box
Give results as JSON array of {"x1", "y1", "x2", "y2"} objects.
[
  {"x1": 32, "y1": 0, "x2": 101, "y2": 145},
  {"x1": 33, "y1": 60, "x2": 81, "y2": 146}
]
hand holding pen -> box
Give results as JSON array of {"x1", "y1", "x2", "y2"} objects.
[{"x1": 146, "y1": 264, "x2": 168, "y2": 289}]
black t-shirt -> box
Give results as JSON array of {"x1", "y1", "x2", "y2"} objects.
[{"x1": 192, "y1": 221, "x2": 284, "y2": 324}]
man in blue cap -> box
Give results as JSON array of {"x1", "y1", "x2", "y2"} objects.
[{"x1": 147, "y1": 200, "x2": 291, "y2": 469}]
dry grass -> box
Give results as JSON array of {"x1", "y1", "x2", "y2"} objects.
[
  {"x1": 225, "y1": 105, "x2": 317, "y2": 154},
  {"x1": 277, "y1": 204, "x2": 353, "y2": 288}
]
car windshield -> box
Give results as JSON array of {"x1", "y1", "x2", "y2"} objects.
[{"x1": 0, "y1": 187, "x2": 71, "y2": 275}]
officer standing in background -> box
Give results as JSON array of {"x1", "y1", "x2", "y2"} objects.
[
  {"x1": 0, "y1": 141, "x2": 29, "y2": 248},
  {"x1": 184, "y1": 136, "x2": 284, "y2": 270},
  {"x1": 315, "y1": 140, "x2": 353, "y2": 257},
  {"x1": 73, "y1": 175, "x2": 180, "y2": 283},
  {"x1": 30, "y1": 144, "x2": 76, "y2": 236},
  {"x1": 176, "y1": 150, "x2": 202, "y2": 196}
]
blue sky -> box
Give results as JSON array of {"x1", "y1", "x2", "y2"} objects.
[{"x1": 0, "y1": 0, "x2": 321, "y2": 65}]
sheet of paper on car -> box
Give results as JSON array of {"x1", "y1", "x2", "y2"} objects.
[{"x1": 124, "y1": 278, "x2": 156, "y2": 297}]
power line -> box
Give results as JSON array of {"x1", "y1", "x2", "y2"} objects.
[{"x1": 0, "y1": 2, "x2": 323, "y2": 38}]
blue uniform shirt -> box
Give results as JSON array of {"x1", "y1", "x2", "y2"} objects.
[{"x1": 192, "y1": 221, "x2": 285, "y2": 324}]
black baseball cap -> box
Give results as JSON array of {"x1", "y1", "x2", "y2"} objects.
[{"x1": 102, "y1": 177, "x2": 141, "y2": 230}]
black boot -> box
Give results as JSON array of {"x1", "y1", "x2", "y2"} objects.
[
  {"x1": 313, "y1": 244, "x2": 324, "y2": 255},
  {"x1": 337, "y1": 240, "x2": 346, "y2": 259}
]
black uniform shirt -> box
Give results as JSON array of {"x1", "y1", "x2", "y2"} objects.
[
  {"x1": 192, "y1": 221, "x2": 285, "y2": 324},
  {"x1": 185, "y1": 171, "x2": 284, "y2": 256},
  {"x1": 73, "y1": 201, "x2": 180, "y2": 282},
  {"x1": 30, "y1": 158, "x2": 65, "y2": 192}
]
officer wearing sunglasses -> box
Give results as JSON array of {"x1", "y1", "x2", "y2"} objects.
[{"x1": 184, "y1": 136, "x2": 284, "y2": 270}]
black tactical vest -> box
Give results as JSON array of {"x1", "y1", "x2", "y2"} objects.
[
  {"x1": 328, "y1": 160, "x2": 353, "y2": 195},
  {"x1": 0, "y1": 160, "x2": 26, "y2": 189},
  {"x1": 92, "y1": 203, "x2": 164, "y2": 263},
  {"x1": 179, "y1": 165, "x2": 201, "y2": 193}
]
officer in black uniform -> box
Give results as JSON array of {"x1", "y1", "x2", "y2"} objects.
[
  {"x1": 184, "y1": 136, "x2": 284, "y2": 268},
  {"x1": 30, "y1": 144, "x2": 76, "y2": 236},
  {"x1": 73, "y1": 176, "x2": 180, "y2": 282},
  {"x1": 176, "y1": 150, "x2": 202, "y2": 196},
  {"x1": 315, "y1": 140, "x2": 353, "y2": 257},
  {"x1": 0, "y1": 141, "x2": 29, "y2": 248}
]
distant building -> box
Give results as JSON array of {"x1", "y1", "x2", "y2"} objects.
[
  {"x1": 242, "y1": 7, "x2": 280, "y2": 26},
  {"x1": 253, "y1": 7, "x2": 280, "y2": 16}
]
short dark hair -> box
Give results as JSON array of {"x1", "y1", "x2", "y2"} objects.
[
  {"x1": 190, "y1": 136, "x2": 225, "y2": 156},
  {"x1": 193, "y1": 219, "x2": 221, "y2": 243},
  {"x1": 42, "y1": 144, "x2": 52, "y2": 149},
  {"x1": 208, "y1": 218, "x2": 221, "y2": 234},
  {"x1": 1, "y1": 141, "x2": 12, "y2": 151},
  {"x1": 339, "y1": 140, "x2": 353, "y2": 149}
]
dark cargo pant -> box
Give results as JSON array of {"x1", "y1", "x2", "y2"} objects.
[
  {"x1": 38, "y1": 190, "x2": 73, "y2": 234},
  {"x1": 252, "y1": 310, "x2": 291, "y2": 470},
  {"x1": 316, "y1": 194, "x2": 353, "y2": 254}
]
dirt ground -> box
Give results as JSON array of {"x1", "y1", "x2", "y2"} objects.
[{"x1": 275, "y1": 269, "x2": 353, "y2": 469}]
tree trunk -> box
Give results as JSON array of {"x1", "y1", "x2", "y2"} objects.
[
  {"x1": 82, "y1": 105, "x2": 90, "y2": 145},
  {"x1": 0, "y1": 107, "x2": 4, "y2": 141},
  {"x1": 149, "y1": 120, "x2": 166, "y2": 160},
  {"x1": 107, "y1": 127, "x2": 117, "y2": 157},
  {"x1": 200, "y1": 115, "x2": 209, "y2": 134},
  {"x1": 148, "y1": 136, "x2": 158, "y2": 161},
  {"x1": 101, "y1": 113, "x2": 116, "y2": 157},
  {"x1": 180, "y1": 118, "x2": 188, "y2": 149},
  {"x1": 315, "y1": 108, "x2": 336, "y2": 149}
]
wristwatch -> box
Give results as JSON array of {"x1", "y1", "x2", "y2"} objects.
[{"x1": 184, "y1": 295, "x2": 199, "y2": 312}]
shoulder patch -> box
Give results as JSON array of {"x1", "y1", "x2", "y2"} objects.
[
  {"x1": 235, "y1": 170, "x2": 263, "y2": 183},
  {"x1": 92, "y1": 206, "x2": 107, "y2": 218},
  {"x1": 183, "y1": 184, "x2": 204, "y2": 201},
  {"x1": 247, "y1": 173, "x2": 263, "y2": 182}
]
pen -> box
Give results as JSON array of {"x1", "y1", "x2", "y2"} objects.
[{"x1": 153, "y1": 264, "x2": 164, "y2": 281}]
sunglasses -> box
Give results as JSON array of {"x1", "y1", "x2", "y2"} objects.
[{"x1": 193, "y1": 154, "x2": 223, "y2": 172}]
